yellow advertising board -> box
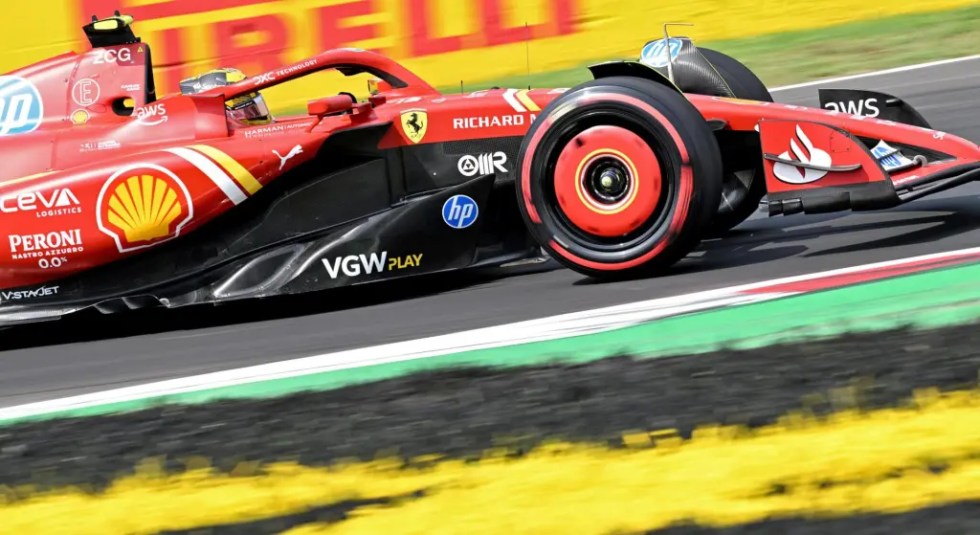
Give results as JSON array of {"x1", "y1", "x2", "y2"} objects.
[{"x1": 1, "y1": 0, "x2": 973, "y2": 112}]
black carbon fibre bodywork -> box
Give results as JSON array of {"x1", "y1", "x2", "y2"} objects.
[
  {"x1": 0, "y1": 125, "x2": 537, "y2": 325},
  {"x1": 641, "y1": 37, "x2": 735, "y2": 98}
]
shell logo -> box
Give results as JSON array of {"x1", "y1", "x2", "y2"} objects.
[{"x1": 97, "y1": 164, "x2": 193, "y2": 253}]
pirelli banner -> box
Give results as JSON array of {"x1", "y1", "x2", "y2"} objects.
[{"x1": 0, "y1": 0, "x2": 972, "y2": 113}]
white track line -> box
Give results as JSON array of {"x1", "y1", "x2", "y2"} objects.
[
  {"x1": 1, "y1": 246, "x2": 979, "y2": 421},
  {"x1": 770, "y1": 54, "x2": 980, "y2": 92}
]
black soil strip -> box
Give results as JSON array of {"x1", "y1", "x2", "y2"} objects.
[
  {"x1": 156, "y1": 500, "x2": 381, "y2": 535},
  {"x1": 648, "y1": 501, "x2": 980, "y2": 534},
  {"x1": 157, "y1": 495, "x2": 414, "y2": 535},
  {"x1": 1, "y1": 321, "x2": 978, "y2": 491}
]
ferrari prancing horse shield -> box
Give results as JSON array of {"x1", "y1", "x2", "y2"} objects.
[{"x1": 400, "y1": 109, "x2": 428, "y2": 144}]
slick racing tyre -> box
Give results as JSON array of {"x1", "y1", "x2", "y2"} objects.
[
  {"x1": 697, "y1": 48, "x2": 774, "y2": 236},
  {"x1": 516, "y1": 76, "x2": 723, "y2": 279}
]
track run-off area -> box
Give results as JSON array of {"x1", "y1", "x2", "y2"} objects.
[
  {"x1": 1, "y1": 268, "x2": 980, "y2": 532},
  {"x1": 1, "y1": 56, "x2": 980, "y2": 534}
]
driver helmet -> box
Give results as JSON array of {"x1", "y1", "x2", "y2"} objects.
[{"x1": 179, "y1": 67, "x2": 273, "y2": 126}]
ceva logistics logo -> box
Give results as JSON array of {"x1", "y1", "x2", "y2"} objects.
[
  {"x1": 442, "y1": 194, "x2": 478, "y2": 229},
  {"x1": 0, "y1": 76, "x2": 43, "y2": 136}
]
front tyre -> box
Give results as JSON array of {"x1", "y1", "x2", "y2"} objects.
[{"x1": 516, "y1": 76, "x2": 723, "y2": 279}]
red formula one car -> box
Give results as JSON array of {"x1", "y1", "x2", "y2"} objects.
[{"x1": 0, "y1": 14, "x2": 978, "y2": 325}]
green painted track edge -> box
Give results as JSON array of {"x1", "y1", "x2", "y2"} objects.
[{"x1": 4, "y1": 262, "x2": 980, "y2": 425}]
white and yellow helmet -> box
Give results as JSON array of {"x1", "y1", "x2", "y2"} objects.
[{"x1": 179, "y1": 68, "x2": 272, "y2": 126}]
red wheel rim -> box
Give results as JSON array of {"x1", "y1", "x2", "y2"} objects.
[{"x1": 553, "y1": 125, "x2": 662, "y2": 237}]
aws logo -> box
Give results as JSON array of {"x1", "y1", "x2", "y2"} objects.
[
  {"x1": 135, "y1": 103, "x2": 168, "y2": 126},
  {"x1": 97, "y1": 164, "x2": 193, "y2": 253}
]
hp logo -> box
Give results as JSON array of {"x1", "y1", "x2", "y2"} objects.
[
  {"x1": 442, "y1": 194, "x2": 479, "y2": 229},
  {"x1": 0, "y1": 76, "x2": 43, "y2": 136},
  {"x1": 640, "y1": 38, "x2": 683, "y2": 69}
]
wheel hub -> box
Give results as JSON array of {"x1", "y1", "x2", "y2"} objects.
[
  {"x1": 586, "y1": 158, "x2": 632, "y2": 204},
  {"x1": 552, "y1": 125, "x2": 663, "y2": 238}
]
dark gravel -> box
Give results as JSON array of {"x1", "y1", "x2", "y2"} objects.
[
  {"x1": 0, "y1": 322, "x2": 977, "y2": 492},
  {"x1": 649, "y1": 501, "x2": 980, "y2": 534},
  {"x1": 157, "y1": 496, "x2": 404, "y2": 535}
]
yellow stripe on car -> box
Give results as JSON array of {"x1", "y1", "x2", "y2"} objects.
[
  {"x1": 515, "y1": 89, "x2": 541, "y2": 112},
  {"x1": 165, "y1": 147, "x2": 248, "y2": 204},
  {"x1": 190, "y1": 144, "x2": 262, "y2": 195}
]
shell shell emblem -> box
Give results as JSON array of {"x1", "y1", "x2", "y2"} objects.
[{"x1": 97, "y1": 164, "x2": 193, "y2": 253}]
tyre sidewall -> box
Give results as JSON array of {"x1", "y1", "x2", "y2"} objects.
[{"x1": 698, "y1": 48, "x2": 773, "y2": 235}]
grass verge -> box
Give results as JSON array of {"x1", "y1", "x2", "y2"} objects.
[{"x1": 449, "y1": 5, "x2": 980, "y2": 92}]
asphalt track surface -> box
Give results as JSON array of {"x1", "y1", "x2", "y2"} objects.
[{"x1": 1, "y1": 58, "x2": 979, "y2": 407}]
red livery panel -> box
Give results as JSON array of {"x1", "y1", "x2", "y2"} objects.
[
  {"x1": 759, "y1": 120, "x2": 888, "y2": 194},
  {"x1": 2, "y1": 15, "x2": 980, "y2": 324}
]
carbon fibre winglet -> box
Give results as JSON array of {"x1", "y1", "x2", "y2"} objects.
[{"x1": 587, "y1": 61, "x2": 682, "y2": 93}]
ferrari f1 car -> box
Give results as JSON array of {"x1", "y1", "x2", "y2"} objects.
[{"x1": 1, "y1": 14, "x2": 979, "y2": 325}]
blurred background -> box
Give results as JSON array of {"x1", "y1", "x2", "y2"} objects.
[{"x1": 3, "y1": 0, "x2": 977, "y2": 111}]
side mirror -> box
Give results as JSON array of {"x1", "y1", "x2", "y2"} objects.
[{"x1": 307, "y1": 95, "x2": 355, "y2": 117}]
